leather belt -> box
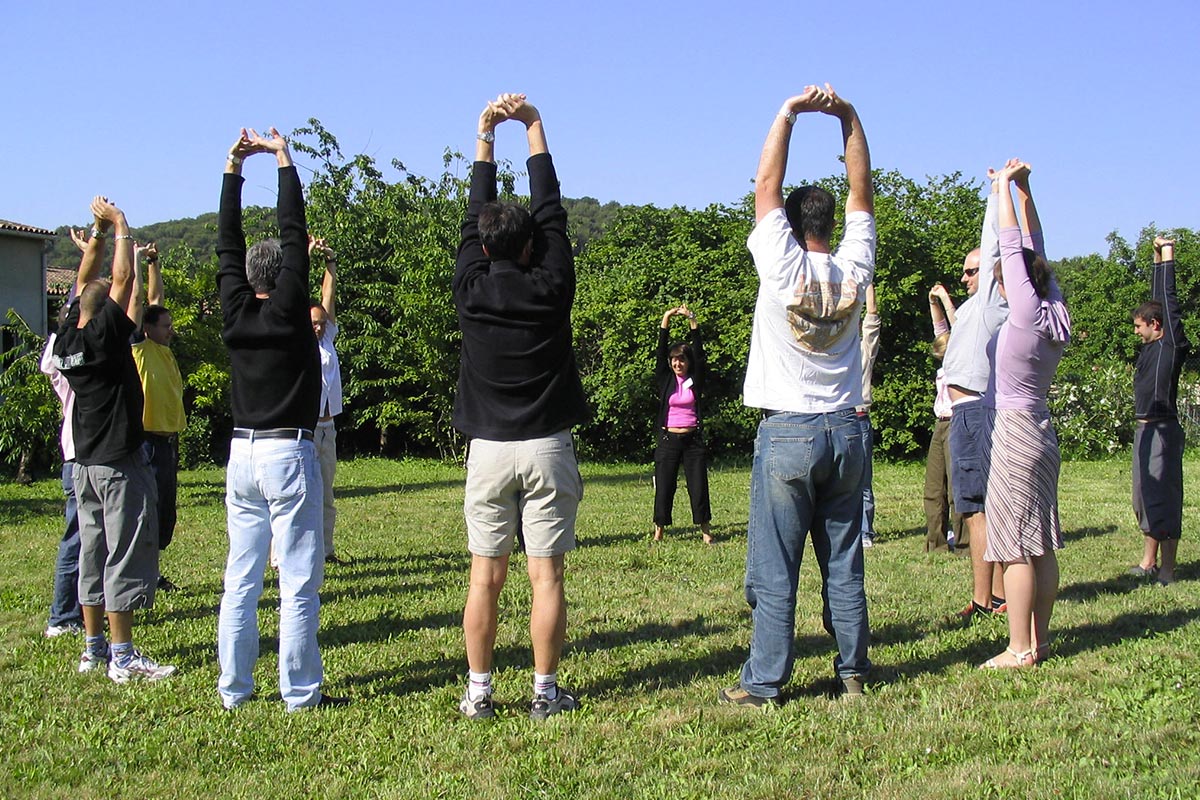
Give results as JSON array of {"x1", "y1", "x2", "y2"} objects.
[{"x1": 232, "y1": 428, "x2": 313, "y2": 441}]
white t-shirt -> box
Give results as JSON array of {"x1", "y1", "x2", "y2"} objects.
[
  {"x1": 317, "y1": 321, "x2": 343, "y2": 418},
  {"x1": 743, "y1": 208, "x2": 876, "y2": 412}
]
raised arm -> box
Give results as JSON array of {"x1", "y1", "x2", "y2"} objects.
[
  {"x1": 501, "y1": 93, "x2": 548, "y2": 157},
  {"x1": 821, "y1": 86, "x2": 872, "y2": 216},
  {"x1": 1153, "y1": 236, "x2": 1184, "y2": 347},
  {"x1": 89, "y1": 198, "x2": 134, "y2": 310},
  {"x1": 929, "y1": 283, "x2": 957, "y2": 328},
  {"x1": 1013, "y1": 168, "x2": 1042, "y2": 243},
  {"x1": 144, "y1": 242, "x2": 163, "y2": 306},
  {"x1": 455, "y1": 101, "x2": 505, "y2": 294},
  {"x1": 127, "y1": 244, "x2": 146, "y2": 325},
  {"x1": 74, "y1": 198, "x2": 110, "y2": 297},
  {"x1": 754, "y1": 86, "x2": 825, "y2": 222},
  {"x1": 310, "y1": 236, "x2": 337, "y2": 322}
]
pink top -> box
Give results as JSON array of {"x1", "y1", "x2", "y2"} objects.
[
  {"x1": 933, "y1": 368, "x2": 952, "y2": 419},
  {"x1": 665, "y1": 376, "x2": 699, "y2": 428},
  {"x1": 985, "y1": 227, "x2": 1071, "y2": 412},
  {"x1": 40, "y1": 333, "x2": 76, "y2": 462}
]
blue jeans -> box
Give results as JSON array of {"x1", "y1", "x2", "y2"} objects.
[
  {"x1": 740, "y1": 410, "x2": 871, "y2": 697},
  {"x1": 48, "y1": 461, "x2": 82, "y2": 627},
  {"x1": 218, "y1": 436, "x2": 324, "y2": 710},
  {"x1": 858, "y1": 412, "x2": 875, "y2": 536}
]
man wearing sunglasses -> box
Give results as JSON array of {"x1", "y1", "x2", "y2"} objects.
[{"x1": 942, "y1": 173, "x2": 1010, "y2": 619}]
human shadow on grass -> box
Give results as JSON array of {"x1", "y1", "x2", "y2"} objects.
[
  {"x1": 1048, "y1": 605, "x2": 1200, "y2": 662},
  {"x1": 322, "y1": 551, "x2": 467, "y2": 582},
  {"x1": 0, "y1": 496, "x2": 62, "y2": 524},
  {"x1": 335, "y1": 479, "x2": 465, "y2": 499},
  {"x1": 1063, "y1": 524, "x2": 1119, "y2": 542}
]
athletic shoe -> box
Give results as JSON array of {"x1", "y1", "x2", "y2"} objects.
[
  {"x1": 529, "y1": 687, "x2": 579, "y2": 720},
  {"x1": 718, "y1": 686, "x2": 778, "y2": 708},
  {"x1": 861, "y1": 533, "x2": 875, "y2": 549},
  {"x1": 840, "y1": 675, "x2": 866, "y2": 700},
  {"x1": 78, "y1": 644, "x2": 110, "y2": 673},
  {"x1": 107, "y1": 649, "x2": 176, "y2": 683},
  {"x1": 459, "y1": 691, "x2": 496, "y2": 720},
  {"x1": 157, "y1": 574, "x2": 181, "y2": 592},
  {"x1": 45, "y1": 621, "x2": 84, "y2": 638},
  {"x1": 1127, "y1": 565, "x2": 1158, "y2": 578}
]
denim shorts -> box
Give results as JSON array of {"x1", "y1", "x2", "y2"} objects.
[{"x1": 949, "y1": 399, "x2": 988, "y2": 515}]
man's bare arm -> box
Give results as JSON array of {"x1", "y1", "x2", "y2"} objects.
[
  {"x1": 502, "y1": 94, "x2": 547, "y2": 157},
  {"x1": 74, "y1": 197, "x2": 110, "y2": 297},
  {"x1": 310, "y1": 236, "x2": 337, "y2": 321},
  {"x1": 821, "y1": 85, "x2": 872, "y2": 216},
  {"x1": 754, "y1": 86, "x2": 825, "y2": 222}
]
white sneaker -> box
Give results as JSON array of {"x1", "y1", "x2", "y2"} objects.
[
  {"x1": 107, "y1": 649, "x2": 176, "y2": 683},
  {"x1": 46, "y1": 621, "x2": 84, "y2": 638},
  {"x1": 78, "y1": 643, "x2": 110, "y2": 673},
  {"x1": 861, "y1": 533, "x2": 875, "y2": 549}
]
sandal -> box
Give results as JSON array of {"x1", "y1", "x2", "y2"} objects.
[
  {"x1": 979, "y1": 647, "x2": 1035, "y2": 669},
  {"x1": 1033, "y1": 643, "x2": 1051, "y2": 664}
]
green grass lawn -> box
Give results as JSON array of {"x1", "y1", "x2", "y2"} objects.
[{"x1": 2, "y1": 456, "x2": 1198, "y2": 799}]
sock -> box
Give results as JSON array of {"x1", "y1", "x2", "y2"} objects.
[
  {"x1": 85, "y1": 634, "x2": 108, "y2": 657},
  {"x1": 534, "y1": 672, "x2": 558, "y2": 701},
  {"x1": 111, "y1": 641, "x2": 134, "y2": 667},
  {"x1": 467, "y1": 670, "x2": 492, "y2": 702}
]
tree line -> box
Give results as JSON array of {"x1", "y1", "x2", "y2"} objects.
[{"x1": 3, "y1": 119, "x2": 1197, "y2": 479}]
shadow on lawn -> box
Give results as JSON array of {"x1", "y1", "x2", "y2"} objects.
[{"x1": 0, "y1": 496, "x2": 63, "y2": 524}]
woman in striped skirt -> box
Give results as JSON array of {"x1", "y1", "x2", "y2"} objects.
[{"x1": 980, "y1": 160, "x2": 1071, "y2": 669}]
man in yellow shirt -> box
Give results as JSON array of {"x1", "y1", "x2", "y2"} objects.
[{"x1": 130, "y1": 244, "x2": 186, "y2": 591}]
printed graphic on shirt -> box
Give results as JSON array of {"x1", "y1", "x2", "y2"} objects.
[{"x1": 786, "y1": 278, "x2": 862, "y2": 352}]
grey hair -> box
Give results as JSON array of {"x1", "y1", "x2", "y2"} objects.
[{"x1": 246, "y1": 239, "x2": 284, "y2": 293}]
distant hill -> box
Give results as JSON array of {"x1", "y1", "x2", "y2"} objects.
[{"x1": 48, "y1": 197, "x2": 624, "y2": 268}]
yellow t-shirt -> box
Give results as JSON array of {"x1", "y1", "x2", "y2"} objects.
[{"x1": 131, "y1": 339, "x2": 185, "y2": 433}]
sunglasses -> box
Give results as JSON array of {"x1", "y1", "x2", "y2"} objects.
[{"x1": 962, "y1": 267, "x2": 980, "y2": 277}]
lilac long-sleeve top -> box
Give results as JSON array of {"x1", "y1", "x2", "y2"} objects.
[{"x1": 984, "y1": 226, "x2": 1071, "y2": 412}]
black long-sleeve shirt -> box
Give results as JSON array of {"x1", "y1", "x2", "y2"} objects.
[
  {"x1": 452, "y1": 154, "x2": 587, "y2": 440},
  {"x1": 217, "y1": 166, "x2": 320, "y2": 430},
  {"x1": 1134, "y1": 258, "x2": 1189, "y2": 419}
]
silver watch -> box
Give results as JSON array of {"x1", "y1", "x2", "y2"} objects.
[{"x1": 477, "y1": 130, "x2": 495, "y2": 143}]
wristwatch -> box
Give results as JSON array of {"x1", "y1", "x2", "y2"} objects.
[
  {"x1": 780, "y1": 111, "x2": 797, "y2": 125},
  {"x1": 477, "y1": 130, "x2": 495, "y2": 143}
]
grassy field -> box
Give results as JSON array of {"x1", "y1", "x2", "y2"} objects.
[{"x1": 2, "y1": 456, "x2": 1199, "y2": 799}]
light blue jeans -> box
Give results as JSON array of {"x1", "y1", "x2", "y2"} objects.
[
  {"x1": 48, "y1": 461, "x2": 82, "y2": 627},
  {"x1": 740, "y1": 410, "x2": 871, "y2": 698},
  {"x1": 218, "y1": 436, "x2": 324, "y2": 710}
]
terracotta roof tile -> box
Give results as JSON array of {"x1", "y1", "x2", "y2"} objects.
[{"x1": 0, "y1": 219, "x2": 56, "y2": 237}]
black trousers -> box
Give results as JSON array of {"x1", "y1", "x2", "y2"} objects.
[
  {"x1": 142, "y1": 433, "x2": 178, "y2": 550},
  {"x1": 653, "y1": 429, "x2": 711, "y2": 526}
]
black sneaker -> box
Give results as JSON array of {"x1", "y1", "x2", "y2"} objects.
[
  {"x1": 718, "y1": 686, "x2": 778, "y2": 708},
  {"x1": 157, "y1": 574, "x2": 180, "y2": 592},
  {"x1": 529, "y1": 687, "x2": 579, "y2": 720},
  {"x1": 459, "y1": 691, "x2": 496, "y2": 720}
]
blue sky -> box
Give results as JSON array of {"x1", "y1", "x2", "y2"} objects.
[{"x1": 3, "y1": 0, "x2": 1196, "y2": 260}]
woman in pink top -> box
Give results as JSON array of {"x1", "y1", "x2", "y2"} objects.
[
  {"x1": 652, "y1": 305, "x2": 713, "y2": 544},
  {"x1": 980, "y1": 161, "x2": 1071, "y2": 669}
]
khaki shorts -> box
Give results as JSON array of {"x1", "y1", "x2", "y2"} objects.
[{"x1": 464, "y1": 430, "x2": 582, "y2": 558}]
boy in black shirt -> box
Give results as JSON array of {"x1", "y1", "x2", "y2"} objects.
[{"x1": 53, "y1": 196, "x2": 174, "y2": 683}]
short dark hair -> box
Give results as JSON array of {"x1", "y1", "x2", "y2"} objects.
[
  {"x1": 246, "y1": 239, "x2": 284, "y2": 293},
  {"x1": 144, "y1": 304, "x2": 169, "y2": 326},
  {"x1": 478, "y1": 202, "x2": 534, "y2": 261},
  {"x1": 1133, "y1": 300, "x2": 1163, "y2": 326},
  {"x1": 668, "y1": 342, "x2": 694, "y2": 375},
  {"x1": 79, "y1": 280, "x2": 110, "y2": 318},
  {"x1": 784, "y1": 186, "x2": 836, "y2": 245}
]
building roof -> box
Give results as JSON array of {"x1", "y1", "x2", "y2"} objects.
[
  {"x1": 0, "y1": 218, "x2": 56, "y2": 238},
  {"x1": 47, "y1": 267, "x2": 75, "y2": 296}
]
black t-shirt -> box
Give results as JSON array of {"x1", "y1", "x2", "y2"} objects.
[{"x1": 53, "y1": 297, "x2": 145, "y2": 465}]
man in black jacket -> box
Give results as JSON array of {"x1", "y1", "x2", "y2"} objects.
[
  {"x1": 215, "y1": 127, "x2": 341, "y2": 711},
  {"x1": 454, "y1": 94, "x2": 587, "y2": 721}
]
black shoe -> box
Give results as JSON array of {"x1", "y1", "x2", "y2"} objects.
[
  {"x1": 325, "y1": 554, "x2": 348, "y2": 565},
  {"x1": 157, "y1": 574, "x2": 180, "y2": 592},
  {"x1": 314, "y1": 694, "x2": 350, "y2": 708},
  {"x1": 529, "y1": 687, "x2": 579, "y2": 720}
]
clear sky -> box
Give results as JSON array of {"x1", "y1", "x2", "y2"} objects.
[{"x1": 3, "y1": 0, "x2": 1196, "y2": 260}]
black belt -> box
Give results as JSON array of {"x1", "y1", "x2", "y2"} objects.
[{"x1": 232, "y1": 428, "x2": 313, "y2": 441}]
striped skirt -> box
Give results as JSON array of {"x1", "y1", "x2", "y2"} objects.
[{"x1": 982, "y1": 407, "x2": 1064, "y2": 562}]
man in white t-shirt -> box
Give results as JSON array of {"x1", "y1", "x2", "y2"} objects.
[
  {"x1": 721, "y1": 84, "x2": 875, "y2": 707},
  {"x1": 309, "y1": 236, "x2": 344, "y2": 564}
]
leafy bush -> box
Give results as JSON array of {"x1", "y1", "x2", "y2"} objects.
[{"x1": 0, "y1": 311, "x2": 60, "y2": 480}]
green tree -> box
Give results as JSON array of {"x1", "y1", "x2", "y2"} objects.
[{"x1": 0, "y1": 311, "x2": 60, "y2": 481}]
